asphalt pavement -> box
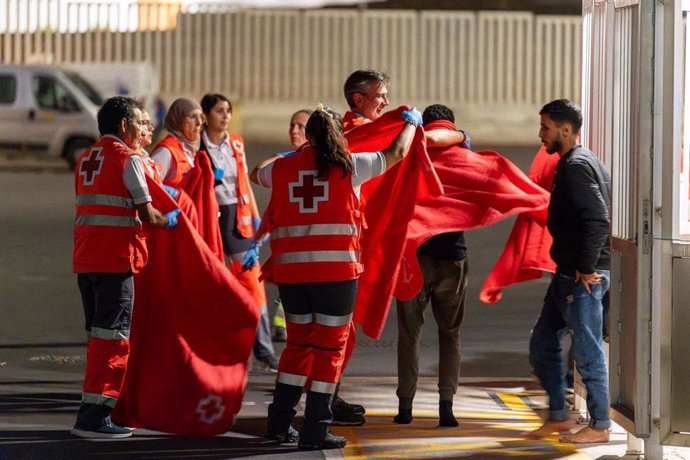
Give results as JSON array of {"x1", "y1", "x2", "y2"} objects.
[{"x1": 0, "y1": 150, "x2": 643, "y2": 459}]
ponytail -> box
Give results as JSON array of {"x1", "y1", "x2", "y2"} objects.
[{"x1": 306, "y1": 105, "x2": 353, "y2": 179}]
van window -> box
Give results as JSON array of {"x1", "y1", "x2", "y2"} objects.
[
  {"x1": 0, "y1": 75, "x2": 16, "y2": 103},
  {"x1": 64, "y1": 71, "x2": 103, "y2": 106},
  {"x1": 32, "y1": 76, "x2": 80, "y2": 112}
]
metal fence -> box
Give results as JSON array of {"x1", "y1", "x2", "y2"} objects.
[{"x1": 1, "y1": 1, "x2": 582, "y2": 108}]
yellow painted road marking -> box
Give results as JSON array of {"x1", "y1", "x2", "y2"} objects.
[{"x1": 334, "y1": 387, "x2": 596, "y2": 459}]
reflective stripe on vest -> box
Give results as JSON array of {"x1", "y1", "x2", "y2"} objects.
[
  {"x1": 275, "y1": 250, "x2": 358, "y2": 265},
  {"x1": 277, "y1": 371, "x2": 308, "y2": 387},
  {"x1": 76, "y1": 193, "x2": 135, "y2": 208},
  {"x1": 271, "y1": 223, "x2": 358, "y2": 240},
  {"x1": 76, "y1": 215, "x2": 140, "y2": 227},
  {"x1": 238, "y1": 193, "x2": 251, "y2": 205}
]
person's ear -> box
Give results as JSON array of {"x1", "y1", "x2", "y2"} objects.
[
  {"x1": 352, "y1": 92, "x2": 364, "y2": 108},
  {"x1": 119, "y1": 117, "x2": 129, "y2": 136}
]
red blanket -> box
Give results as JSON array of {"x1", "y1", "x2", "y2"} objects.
[
  {"x1": 345, "y1": 107, "x2": 443, "y2": 339},
  {"x1": 112, "y1": 177, "x2": 259, "y2": 436},
  {"x1": 479, "y1": 146, "x2": 558, "y2": 303},
  {"x1": 394, "y1": 123, "x2": 551, "y2": 304},
  {"x1": 180, "y1": 152, "x2": 225, "y2": 262}
]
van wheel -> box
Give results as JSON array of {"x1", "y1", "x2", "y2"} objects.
[{"x1": 63, "y1": 138, "x2": 94, "y2": 170}]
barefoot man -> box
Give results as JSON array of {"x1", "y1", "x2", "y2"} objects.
[{"x1": 527, "y1": 99, "x2": 612, "y2": 444}]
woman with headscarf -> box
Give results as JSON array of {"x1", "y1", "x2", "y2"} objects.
[
  {"x1": 151, "y1": 98, "x2": 223, "y2": 259},
  {"x1": 249, "y1": 105, "x2": 422, "y2": 451},
  {"x1": 151, "y1": 97, "x2": 204, "y2": 187}
]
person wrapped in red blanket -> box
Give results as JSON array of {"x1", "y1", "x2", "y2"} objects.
[
  {"x1": 363, "y1": 104, "x2": 550, "y2": 427},
  {"x1": 335, "y1": 69, "x2": 462, "y2": 426}
]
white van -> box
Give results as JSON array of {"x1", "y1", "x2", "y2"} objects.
[
  {"x1": 0, "y1": 65, "x2": 102, "y2": 168},
  {"x1": 64, "y1": 61, "x2": 160, "y2": 123}
]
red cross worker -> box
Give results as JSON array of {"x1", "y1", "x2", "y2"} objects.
[{"x1": 249, "y1": 105, "x2": 421, "y2": 451}]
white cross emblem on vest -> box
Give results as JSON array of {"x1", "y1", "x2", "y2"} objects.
[
  {"x1": 195, "y1": 393, "x2": 226, "y2": 424},
  {"x1": 289, "y1": 170, "x2": 329, "y2": 213},
  {"x1": 79, "y1": 147, "x2": 104, "y2": 186}
]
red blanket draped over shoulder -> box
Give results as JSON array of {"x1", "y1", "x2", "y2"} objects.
[
  {"x1": 479, "y1": 146, "x2": 559, "y2": 303},
  {"x1": 112, "y1": 177, "x2": 259, "y2": 436},
  {"x1": 393, "y1": 121, "x2": 551, "y2": 305},
  {"x1": 345, "y1": 107, "x2": 443, "y2": 340},
  {"x1": 179, "y1": 151, "x2": 225, "y2": 262}
]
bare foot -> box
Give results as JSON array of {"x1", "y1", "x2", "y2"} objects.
[
  {"x1": 523, "y1": 420, "x2": 575, "y2": 438},
  {"x1": 559, "y1": 426, "x2": 610, "y2": 444}
]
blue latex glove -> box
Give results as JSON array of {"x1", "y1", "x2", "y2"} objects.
[
  {"x1": 242, "y1": 240, "x2": 261, "y2": 271},
  {"x1": 213, "y1": 167, "x2": 225, "y2": 181},
  {"x1": 275, "y1": 150, "x2": 298, "y2": 159},
  {"x1": 460, "y1": 130, "x2": 472, "y2": 150},
  {"x1": 163, "y1": 209, "x2": 181, "y2": 229},
  {"x1": 401, "y1": 107, "x2": 423, "y2": 127},
  {"x1": 162, "y1": 185, "x2": 179, "y2": 199},
  {"x1": 252, "y1": 217, "x2": 261, "y2": 232}
]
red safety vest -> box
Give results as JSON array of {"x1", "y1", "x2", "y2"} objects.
[
  {"x1": 154, "y1": 135, "x2": 194, "y2": 188},
  {"x1": 265, "y1": 146, "x2": 363, "y2": 284},
  {"x1": 73, "y1": 135, "x2": 148, "y2": 273},
  {"x1": 342, "y1": 111, "x2": 369, "y2": 132},
  {"x1": 228, "y1": 134, "x2": 259, "y2": 238}
]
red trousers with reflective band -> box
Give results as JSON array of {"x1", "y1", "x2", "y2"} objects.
[
  {"x1": 279, "y1": 320, "x2": 351, "y2": 387},
  {"x1": 82, "y1": 337, "x2": 129, "y2": 404}
]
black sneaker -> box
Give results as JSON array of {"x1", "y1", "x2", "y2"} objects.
[
  {"x1": 70, "y1": 420, "x2": 132, "y2": 439},
  {"x1": 331, "y1": 413, "x2": 365, "y2": 426},
  {"x1": 332, "y1": 396, "x2": 365, "y2": 415},
  {"x1": 331, "y1": 396, "x2": 366, "y2": 426},
  {"x1": 265, "y1": 425, "x2": 299, "y2": 443},
  {"x1": 298, "y1": 430, "x2": 347, "y2": 450}
]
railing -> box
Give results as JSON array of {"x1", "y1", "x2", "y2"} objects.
[{"x1": 0, "y1": 2, "x2": 582, "y2": 108}]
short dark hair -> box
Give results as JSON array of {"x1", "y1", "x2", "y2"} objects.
[
  {"x1": 343, "y1": 69, "x2": 390, "y2": 109},
  {"x1": 422, "y1": 104, "x2": 455, "y2": 125},
  {"x1": 97, "y1": 96, "x2": 141, "y2": 136},
  {"x1": 539, "y1": 99, "x2": 582, "y2": 133},
  {"x1": 200, "y1": 93, "x2": 232, "y2": 115}
]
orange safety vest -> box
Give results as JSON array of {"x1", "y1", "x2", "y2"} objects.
[
  {"x1": 265, "y1": 146, "x2": 363, "y2": 284},
  {"x1": 153, "y1": 135, "x2": 194, "y2": 188},
  {"x1": 73, "y1": 135, "x2": 148, "y2": 273},
  {"x1": 228, "y1": 134, "x2": 259, "y2": 238}
]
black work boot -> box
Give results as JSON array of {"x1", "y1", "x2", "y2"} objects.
[
  {"x1": 265, "y1": 383, "x2": 302, "y2": 443},
  {"x1": 299, "y1": 390, "x2": 346, "y2": 450},
  {"x1": 298, "y1": 429, "x2": 347, "y2": 451}
]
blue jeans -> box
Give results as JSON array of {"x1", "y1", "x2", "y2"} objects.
[{"x1": 529, "y1": 269, "x2": 611, "y2": 429}]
